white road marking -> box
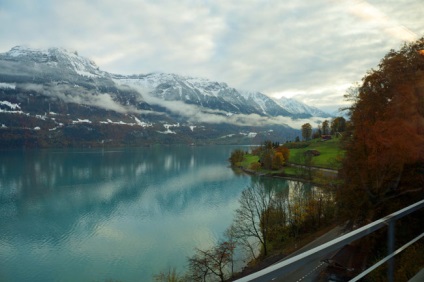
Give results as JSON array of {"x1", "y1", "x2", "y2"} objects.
[{"x1": 294, "y1": 262, "x2": 326, "y2": 281}]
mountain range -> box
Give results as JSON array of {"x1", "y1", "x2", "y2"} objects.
[{"x1": 0, "y1": 46, "x2": 331, "y2": 148}]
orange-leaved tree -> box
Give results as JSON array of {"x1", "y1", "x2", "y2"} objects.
[{"x1": 339, "y1": 38, "x2": 424, "y2": 223}]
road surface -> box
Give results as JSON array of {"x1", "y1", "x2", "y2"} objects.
[{"x1": 248, "y1": 224, "x2": 346, "y2": 282}]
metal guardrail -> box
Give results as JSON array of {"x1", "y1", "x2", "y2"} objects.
[{"x1": 235, "y1": 199, "x2": 424, "y2": 282}]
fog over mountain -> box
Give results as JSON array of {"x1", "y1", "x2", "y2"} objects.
[{"x1": 0, "y1": 46, "x2": 332, "y2": 147}]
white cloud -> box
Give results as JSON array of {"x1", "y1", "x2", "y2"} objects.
[
  {"x1": 21, "y1": 83, "x2": 141, "y2": 114},
  {"x1": 127, "y1": 84, "x2": 324, "y2": 128},
  {"x1": 270, "y1": 82, "x2": 354, "y2": 113},
  {"x1": 344, "y1": 0, "x2": 419, "y2": 42}
]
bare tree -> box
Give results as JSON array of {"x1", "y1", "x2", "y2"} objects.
[
  {"x1": 224, "y1": 225, "x2": 238, "y2": 276},
  {"x1": 153, "y1": 267, "x2": 184, "y2": 282},
  {"x1": 187, "y1": 241, "x2": 235, "y2": 282},
  {"x1": 188, "y1": 251, "x2": 210, "y2": 282},
  {"x1": 232, "y1": 182, "x2": 276, "y2": 257}
]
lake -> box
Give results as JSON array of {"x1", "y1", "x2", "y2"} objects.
[{"x1": 0, "y1": 145, "x2": 307, "y2": 281}]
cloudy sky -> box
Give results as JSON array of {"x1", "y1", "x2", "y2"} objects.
[{"x1": 1, "y1": 0, "x2": 423, "y2": 113}]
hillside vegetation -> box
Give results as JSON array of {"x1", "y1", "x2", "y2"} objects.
[
  {"x1": 288, "y1": 137, "x2": 344, "y2": 169},
  {"x1": 230, "y1": 137, "x2": 343, "y2": 182}
]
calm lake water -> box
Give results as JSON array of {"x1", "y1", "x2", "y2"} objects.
[{"x1": 0, "y1": 145, "x2": 306, "y2": 281}]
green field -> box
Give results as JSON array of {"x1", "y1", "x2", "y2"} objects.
[
  {"x1": 240, "y1": 154, "x2": 259, "y2": 167},
  {"x1": 235, "y1": 137, "x2": 344, "y2": 180},
  {"x1": 288, "y1": 137, "x2": 344, "y2": 169}
]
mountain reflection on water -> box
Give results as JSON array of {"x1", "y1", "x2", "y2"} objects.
[{"x1": 0, "y1": 146, "x2": 312, "y2": 281}]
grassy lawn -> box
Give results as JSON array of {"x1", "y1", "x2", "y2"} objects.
[
  {"x1": 289, "y1": 137, "x2": 344, "y2": 169},
  {"x1": 281, "y1": 165, "x2": 299, "y2": 176},
  {"x1": 236, "y1": 137, "x2": 344, "y2": 176},
  {"x1": 240, "y1": 154, "x2": 259, "y2": 167},
  {"x1": 234, "y1": 137, "x2": 344, "y2": 180}
]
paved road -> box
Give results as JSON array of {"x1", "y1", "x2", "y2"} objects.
[
  {"x1": 247, "y1": 225, "x2": 346, "y2": 282},
  {"x1": 272, "y1": 225, "x2": 345, "y2": 282}
]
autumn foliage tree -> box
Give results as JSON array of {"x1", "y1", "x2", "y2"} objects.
[
  {"x1": 276, "y1": 146, "x2": 290, "y2": 162},
  {"x1": 229, "y1": 149, "x2": 245, "y2": 166},
  {"x1": 331, "y1": 117, "x2": 346, "y2": 135},
  {"x1": 339, "y1": 38, "x2": 424, "y2": 222},
  {"x1": 270, "y1": 146, "x2": 289, "y2": 170},
  {"x1": 321, "y1": 120, "x2": 330, "y2": 135},
  {"x1": 252, "y1": 141, "x2": 289, "y2": 170},
  {"x1": 301, "y1": 123, "x2": 312, "y2": 140}
]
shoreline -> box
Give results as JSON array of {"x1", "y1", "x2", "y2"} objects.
[
  {"x1": 227, "y1": 163, "x2": 340, "y2": 281},
  {"x1": 235, "y1": 164, "x2": 338, "y2": 186}
]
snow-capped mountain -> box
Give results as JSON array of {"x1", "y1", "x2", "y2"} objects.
[
  {"x1": 3, "y1": 46, "x2": 104, "y2": 80},
  {"x1": 0, "y1": 46, "x2": 330, "y2": 147},
  {"x1": 275, "y1": 96, "x2": 332, "y2": 118},
  {"x1": 114, "y1": 73, "x2": 294, "y2": 117}
]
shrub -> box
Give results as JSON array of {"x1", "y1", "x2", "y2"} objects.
[
  {"x1": 229, "y1": 149, "x2": 245, "y2": 166},
  {"x1": 283, "y1": 142, "x2": 310, "y2": 149},
  {"x1": 250, "y1": 162, "x2": 261, "y2": 171},
  {"x1": 272, "y1": 152, "x2": 285, "y2": 170}
]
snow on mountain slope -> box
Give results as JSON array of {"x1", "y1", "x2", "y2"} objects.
[
  {"x1": 275, "y1": 96, "x2": 332, "y2": 118},
  {"x1": 115, "y1": 73, "x2": 328, "y2": 119},
  {"x1": 0, "y1": 46, "x2": 333, "y2": 130},
  {"x1": 116, "y1": 73, "x2": 234, "y2": 100},
  {"x1": 1, "y1": 46, "x2": 104, "y2": 80},
  {"x1": 1, "y1": 46, "x2": 331, "y2": 119},
  {"x1": 116, "y1": 73, "x2": 245, "y2": 113},
  {"x1": 115, "y1": 73, "x2": 294, "y2": 117},
  {"x1": 1, "y1": 46, "x2": 336, "y2": 147},
  {"x1": 238, "y1": 90, "x2": 292, "y2": 117}
]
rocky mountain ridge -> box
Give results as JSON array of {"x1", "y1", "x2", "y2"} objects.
[{"x1": 0, "y1": 46, "x2": 330, "y2": 147}]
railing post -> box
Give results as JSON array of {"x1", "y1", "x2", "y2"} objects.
[{"x1": 387, "y1": 220, "x2": 395, "y2": 282}]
